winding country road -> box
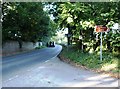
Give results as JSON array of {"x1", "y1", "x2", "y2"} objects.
[
  {"x1": 2, "y1": 45, "x2": 62, "y2": 82},
  {"x1": 2, "y1": 45, "x2": 118, "y2": 87}
]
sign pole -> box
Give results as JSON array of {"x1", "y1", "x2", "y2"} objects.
[
  {"x1": 95, "y1": 25, "x2": 108, "y2": 61},
  {"x1": 100, "y1": 32, "x2": 102, "y2": 61}
]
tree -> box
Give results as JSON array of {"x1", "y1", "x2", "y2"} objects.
[
  {"x1": 2, "y1": 2, "x2": 56, "y2": 48},
  {"x1": 48, "y1": 2, "x2": 119, "y2": 52}
]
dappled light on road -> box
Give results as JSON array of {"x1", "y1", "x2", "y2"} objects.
[{"x1": 2, "y1": 57, "x2": 118, "y2": 87}]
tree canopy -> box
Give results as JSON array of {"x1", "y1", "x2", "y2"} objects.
[
  {"x1": 2, "y1": 2, "x2": 120, "y2": 52},
  {"x1": 2, "y1": 2, "x2": 57, "y2": 48},
  {"x1": 48, "y1": 2, "x2": 120, "y2": 52}
]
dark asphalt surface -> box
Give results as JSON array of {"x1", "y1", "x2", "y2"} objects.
[
  {"x1": 2, "y1": 45, "x2": 62, "y2": 80},
  {"x1": 1, "y1": 45, "x2": 118, "y2": 87}
]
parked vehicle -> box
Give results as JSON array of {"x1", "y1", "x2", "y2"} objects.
[{"x1": 46, "y1": 41, "x2": 55, "y2": 47}]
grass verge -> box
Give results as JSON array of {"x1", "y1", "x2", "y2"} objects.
[
  {"x1": 59, "y1": 46, "x2": 120, "y2": 78},
  {"x1": 35, "y1": 46, "x2": 46, "y2": 49}
]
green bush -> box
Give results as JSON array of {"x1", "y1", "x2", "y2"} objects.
[
  {"x1": 60, "y1": 46, "x2": 119, "y2": 73},
  {"x1": 35, "y1": 46, "x2": 46, "y2": 49}
]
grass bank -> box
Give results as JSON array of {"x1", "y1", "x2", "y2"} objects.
[
  {"x1": 35, "y1": 45, "x2": 46, "y2": 49},
  {"x1": 59, "y1": 46, "x2": 119, "y2": 78}
]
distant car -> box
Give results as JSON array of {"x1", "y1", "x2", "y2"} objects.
[{"x1": 46, "y1": 41, "x2": 55, "y2": 47}]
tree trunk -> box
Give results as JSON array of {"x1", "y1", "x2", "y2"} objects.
[
  {"x1": 107, "y1": 41, "x2": 112, "y2": 52},
  {"x1": 67, "y1": 24, "x2": 72, "y2": 46},
  {"x1": 67, "y1": 37, "x2": 71, "y2": 45},
  {"x1": 93, "y1": 40, "x2": 100, "y2": 51},
  {"x1": 18, "y1": 39, "x2": 23, "y2": 49},
  {"x1": 79, "y1": 30, "x2": 83, "y2": 52}
]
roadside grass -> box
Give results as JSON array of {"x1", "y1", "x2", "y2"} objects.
[
  {"x1": 35, "y1": 46, "x2": 46, "y2": 49},
  {"x1": 60, "y1": 46, "x2": 119, "y2": 75}
]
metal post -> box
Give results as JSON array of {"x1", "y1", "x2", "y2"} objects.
[{"x1": 100, "y1": 32, "x2": 102, "y2": 61}]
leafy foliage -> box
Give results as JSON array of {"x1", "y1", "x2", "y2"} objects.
[
  {"x1": 2, "y1": 2, "x2": 57, "y2": 48},
  {"x1": 49, "y1": 2, "x2": 120, "y2": 52},
  {"x1": 60, "y1": 46, "x2": 119, "y2": 74}
]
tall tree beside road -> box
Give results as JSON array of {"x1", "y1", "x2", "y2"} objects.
[
  {"x1": 2, "y1": 2, "x2": 56, "y2": 48},
  {"x1": 48, "y1": 2, "x2": 120, "y2": 52}
]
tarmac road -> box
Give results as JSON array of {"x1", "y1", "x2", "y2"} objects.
[
  {"x1": 2, "y1": 45, "x2": 118, "y2": 87},
  {"x1": 2, "y1": 45, "x2": 62, "y2": 81}
]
